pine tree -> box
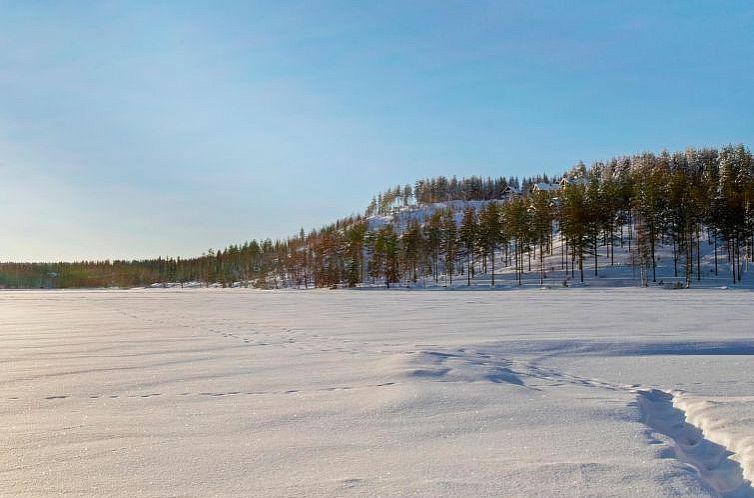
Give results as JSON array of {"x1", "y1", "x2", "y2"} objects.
[
  {"x1": 459, "y1": 207, "x2": 478, "y2": 286},
  {"x1": 441, "y1": 209, "x2": 458, "y2": 285},
  {"x1": 479, "y1": 202, "x2": 503, "y2": 286}
]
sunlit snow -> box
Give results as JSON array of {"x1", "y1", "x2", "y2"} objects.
[{"x1": 2, "y1": 288, "x2": 753, "y2": 497}]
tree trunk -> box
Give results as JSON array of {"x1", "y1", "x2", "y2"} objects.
[
  {"x1": 650, "y1": 227, "x2": 656, "y2": 283},
  {"x1": 696, "y1": 225, "x2": 701, "y2": 281},
  {"x1": 540, "y1": 240, "x2": 545, "y2": 286},
  {"x1": 672, "y1": 237, "x2": 678, "y2": 278},
  {"x1": 491, "y1": 247, "x2": 495, "y2": 287},
  {"x1": 467, "y1": 250, "x2": 471, "y2": 286}
]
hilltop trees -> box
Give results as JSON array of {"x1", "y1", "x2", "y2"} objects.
[{"x1": 3, "y1": 144, "x2": 754, "y2": 290}]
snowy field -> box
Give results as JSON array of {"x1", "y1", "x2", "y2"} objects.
[{"x1": 2, "y1": 289, "x2": 754, "y2": 497}]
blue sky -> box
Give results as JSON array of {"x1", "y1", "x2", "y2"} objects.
[{"x1": 1, "y1": 1, "x2": 753, "y2": 261}]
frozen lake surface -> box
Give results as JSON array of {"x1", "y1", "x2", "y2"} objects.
[{"x1": 2, "y1": 288, "x2": 754, "y2": 497}]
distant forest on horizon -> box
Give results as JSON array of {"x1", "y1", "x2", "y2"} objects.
[{"x1": 2, "y1": 144, "x2": 753, "y2": 289}]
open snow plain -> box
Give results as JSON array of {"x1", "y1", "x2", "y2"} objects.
[{"x1": 2, "y1": 289, "x2": 754, "y2": 497}]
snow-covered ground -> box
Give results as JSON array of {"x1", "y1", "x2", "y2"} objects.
[{"x1": 2, "y1": 288, "x2": 754, "y2": 497}]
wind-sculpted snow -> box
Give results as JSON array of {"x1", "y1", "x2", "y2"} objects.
[
  {"x1": 470, "y1": 339, "x2": 754, "y2": 358},
  {"x1": 379, "y1": 350, "x2": 527, "y2": 386},
  {"x1": 1, "y1": 288, "x2": 754, "y2": 497}
]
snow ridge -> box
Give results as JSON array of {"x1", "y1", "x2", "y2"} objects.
[
  {"x1": 637, "y1": 389, "x2": 754, "y2": 498},
  {"x1": 674, "y1": 393, "x2": 754, "y2": 489}
]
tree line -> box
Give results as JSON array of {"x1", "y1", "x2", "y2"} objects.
[
  {"x1": 1, "y1": 144, "x2": 752, "y2": 289},
  {"x1": 364, "y1": 174, "x2": 557, "y2": 216}
]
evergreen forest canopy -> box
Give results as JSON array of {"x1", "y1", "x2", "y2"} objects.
[{"x1": 2, "y1": 144, "x2": 753, "y2": 289}]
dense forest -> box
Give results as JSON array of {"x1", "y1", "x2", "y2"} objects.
[{"x1": 2, "y1": 144, "x2": 752, "y2": 289}]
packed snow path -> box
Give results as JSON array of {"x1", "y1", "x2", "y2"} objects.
[{"x1": 2, "y1": 288, "x2": 754, "y2": 497}]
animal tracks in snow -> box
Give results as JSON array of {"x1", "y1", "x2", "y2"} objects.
[
  {"x1": 49, "y1": 297, "x2": 754, "y2": 496},
  {"x1": 19, "y1": 381, "x2": 399, "y2": 403}
]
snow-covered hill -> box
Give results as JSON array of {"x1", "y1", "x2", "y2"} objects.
[{"x1": 363, "y1": 200, "x2": 753, "y2": 290}]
